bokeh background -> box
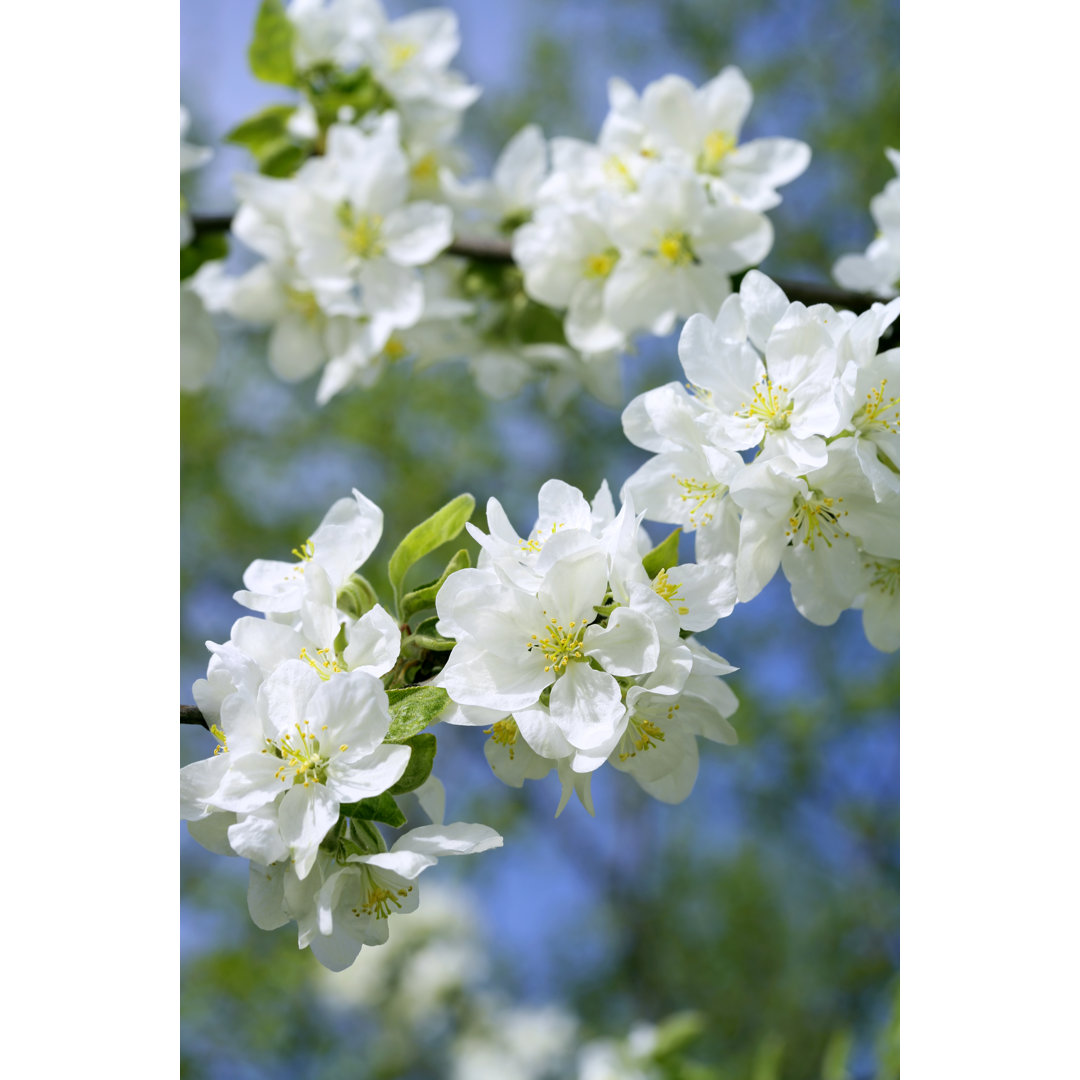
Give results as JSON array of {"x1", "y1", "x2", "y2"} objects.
[{"x1": 180, "y1": 1, "x2": 899, "y2": 1076}]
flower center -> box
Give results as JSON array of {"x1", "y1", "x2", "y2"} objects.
[
  {"x1": 583, "y1": 249, "x2": 618, "y2": 280},
  {"x1": 701, "y1": 130, "x2": 736, "y2": 172},
  {"x1": 383, "y1": 335, "x2": 408, "y2": 362},
  {"x1": 618, "y1": 706, "x2": 677, "y2": 761},
  {"x1": 518, "y1": 521, "x2": 565, "y2": 555},
  {"x1": 284, "y1": 286, "x2": 320, "y2": 321},
  {"x1": 284, "y1": 538, "x2": 315, "y2": 580},
  {"x1": 672, "y1": 474, "x2": 722, "y2": 527},
  {"x1": 485, "y1": 718, "x2": 519, "y2": 759},
  {"x1": 866, "y1": 557, "x2": 899, "y2": 596},
  {"x1": 529, "y1": 615, "x2": 587, "y2": 674},
  {"x1": 603, "y1": 155, "x2": 636, "y2": 191},
  {"x1": 300, "y1": 646, "x2": 343, "y2": 681},
  {"x1": 786, "y1": 489, "x2": 849, "y2": 551},
  {"x1": 263, "y1": 720, "x2": 343, "y2": 787},
  {"x1": 210, "y1": 723, "x2": 229, "y2": 756},
  {"x1": 853, "y1": 378, "x2": 900, "y2": 434},
  {"x1": 657, "y1": 231, "x2": 695, "y2": 266},
  {"x1": 735, "y1": 375, "x2": 794, "y2": 432},
  {"x1": 652, "y1": 568, "x2": 689, "y2": 616},
  {"x1": 389, "y1": 41, "x2": 418, "y2": 70},
  {"x1": 411, "y1": 152, "x2": 438, "y2": 183},
  {"x1": 338, "y1": 205, "x2": 385, "y2": 259}
]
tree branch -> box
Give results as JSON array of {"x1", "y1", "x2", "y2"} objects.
[
  {"x1": 190, "y1": 215, "x2": 890, "y2": 312},
  {"x1": 181, "y1": 705, "x2": 210, "y2": 731}
]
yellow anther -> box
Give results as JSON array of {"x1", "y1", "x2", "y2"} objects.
[
  {"x1": 411, "y1": 152, "x2": 437, "y2": 183},
  {"x1": 527, "y1": 617, "x2": 587, "y2": 674},
  {"x1": 701, "y1": 130, "x2": 736, "y2": 171},
  {"x1": 301, "y1": 646, "x2": 343, "y2": 681},
  {"x1": 383, "y1": 335, "x2": 408, "y2": 362},
  {"x1": 657, "y1": 231, "x2": 694, "y2": 266},
  {"x1": 389, "y1": 41, "x2": 418, "y2": 70},
  {"x1": 284, "y1": 286, "x2": 320, "y2": 320},
  {"x1": 338, "y1": 205, "x2": 386, "y2": 259},
  {"x1": 673, "y1": 475, "x2": 721, "y2": 526},
  {"x1": 291, "y1": 538, "x2": 315, "y2": 562},
  {"x1": 583, "y1": 250, "x2": 618, "y2": 279},
  {"x1": 734, "y1": 374, "x2": 794, "y2": 433},
  {"x1": 484, "y1": 719, "x2": 519, "y2": 760},
  {"x1": 786, "y1": 489, "x2": 850, "y2": 551},
  {"x1": 854, "y1": 378, "x2": 900, "y2": 433}
]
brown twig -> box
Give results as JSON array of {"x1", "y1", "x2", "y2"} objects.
[{"x1": 181, "y1": 705, "x2": 210, "y2": 731}]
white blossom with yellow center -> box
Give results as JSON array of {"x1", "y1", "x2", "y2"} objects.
[
  {"x1": 437, "y1": 546, "x2": 664, "y2": 760},
  {"x1": 205, "y1": 663, "x2": 412, "y2": 879},
  {"x1": 290, "y1": 823, "x2": 503, "y2": 971}
]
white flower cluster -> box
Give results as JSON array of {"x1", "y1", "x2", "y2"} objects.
[
  {"x1": 435, "y1": 480, "x2": 739, "y2": 811},
  {"x1": 207, "y1": 112, "x2": 468, "y2": 403},
  {"x1": 181, "y1": 489, "x2": 502, "y2": 971},
  {"x1": 833, "y1": 148, "x2": 900, "y2": 299},
  {"x1": 511, "y1": 69, "x2": 810, "y2": 358},
  {"x1": 621, "y1": 270, "x2": 900, "y2": 651},
  {"x1": 287, "y1": 0, "x2": 479, "y2": 151}
]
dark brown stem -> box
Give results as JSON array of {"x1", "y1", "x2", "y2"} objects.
[
  {"x1": 181, "y1": 705, "x2": 210, "y2": 731},
  {"x1": 189, "y1": 215, "x2": 889, "y2": 312}
]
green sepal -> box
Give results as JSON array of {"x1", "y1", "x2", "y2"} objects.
[
  {"x1": 405, "y1": 617, "x2": 456, "y2": 652},
  {"x1": 321, "y1": 816, "x2": 385, "y2": 864},
  {"x1": 388, "y1": 494, "x2": 475, "y2": 611},
  {"x1": 642, "y1": 527, "x2": 682, "y2": 579},
  {"x1": 339, "y1": 792, "x2": 406, "y2": 829},
  {"x1": 224, "y1": 104, "x2": 296, "y2": 151},
  {"x1": 332, "y1": 622, "x2": 348, "y2": 664},
  {"x1": 385, "y1": 686, "x2": 450, "y2": 742},
  {"x1": 400, "y1": 548, "x2": 470, "y2": 622},
  {"x1": 387, "y1": 733, "x2": 437, "y2": 795},
  {"x1": 257, "y1": 140, "x2": 308, "y2": 178},
  {"x1": 180, "y1": 231, "x2": 228, "y2": 282},
  {"x1": 302, "y1": 64, "x2": 395, "y2": 129},
  {"x1": 248, "y1": 0, "x2": 297, "y2": 86},
  {"x1": 337, "y1": 573, "x2": 380, "y2": 620}
]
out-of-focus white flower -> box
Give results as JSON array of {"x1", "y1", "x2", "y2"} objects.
[
  {"x1": 833, "y1": 148, "x2": 900, "y2": 298},
  {"x1": 180, "y1": 104, "x2": 212, "y2": 247}
]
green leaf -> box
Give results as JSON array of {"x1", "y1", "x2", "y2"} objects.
[
  {"x1": 339, "y1": 792, "x2": 405, "y2": 828},
  {"x1": 257, "y1": 140, "x2": 308, "y2": 178},
  {"x1": 248, "y1": 0, "x2": 297, "y2": 86},
  {"x1": 751, "y1": 1035, "x2": 784, "y2": 1080},
  {"x1": 337, "y1": 573, "x2": 380, "y2": 620},
  {"x1": 873, "y1": 983, "x2": 900, "y2": 1080},
  {"x1": 224, "y1": 104, "x2": 296, "y2": 151},
  {"x1": 642, "y1": 527, "x2": 682, "y2": 578},
  {"x1": 388, "y1": 494, "x2": 475, "y2": 610},
  {"x1": 387, "y1": 733, "x2": 437, "y2": 795},
  {"x1": 405, "y1": 617, "x2": 456, "y2": 652},
  {"x1": 400, "y1": 548, "x2": 470, "y2": 622},
  {"x1": 650, "y1": 1012, "x2": 704, "y2": 1061},
  {"x1": 385, "y1": 686, "x2": 449, "y2": 742},
  {"x1": 821, "y1": 1029, "x2": 854, "y2": 1080},
  {"x1": 180, "y1": 230, "x2": 228, "y2": 281}
]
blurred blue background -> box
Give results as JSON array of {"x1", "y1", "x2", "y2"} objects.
[{"x1": 181, "y1": 2, "x2": 899, "y2": 1076}]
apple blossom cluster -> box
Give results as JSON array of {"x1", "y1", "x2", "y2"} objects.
[
  {"x1": 621, "y1": 270, "x2": 900, "y2": 651},
  {"x1": 181, "y1": 488, "x2": 502, "y2": 971},
  {"x1": 435, "y1": 479, "x2": 739, "y2": 811},
  {"x1": 833, "y1": 148, "x2": 900, "y2": 299},
  {"x1": 511, "y1": 69, "x2": 811, "y2": 358}
]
